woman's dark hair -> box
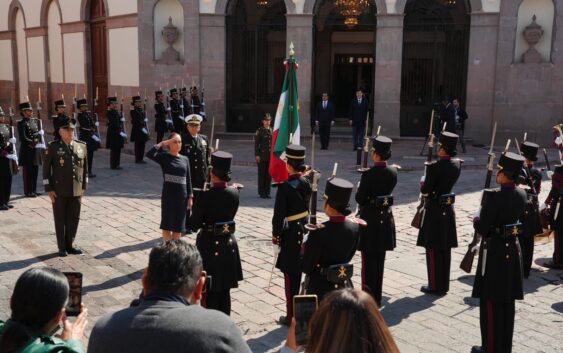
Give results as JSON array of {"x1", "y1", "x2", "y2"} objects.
[
  {"x1": 307, "y1": 289, "x2": 400, "y2": 353},
  {"x1": 287, "y1": 159, "x2": 306, "y2": 173},
  {"x1": 167, "y1": 132, "x2": 181, "y2": 140},
  {"x1": 147, "y1": 240, "x2": 203, "y2": 295},
  {"x1": 0, "y1": 268, "x2": 69, "y2": 353}
]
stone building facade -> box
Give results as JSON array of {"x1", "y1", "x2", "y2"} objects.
[{"x1": 0, "y1": 0, "x2": 561, "y2": 145}]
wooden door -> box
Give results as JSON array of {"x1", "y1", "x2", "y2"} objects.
[{"x1": 90, "y1": 0, "x2": 107, "y2": 121}]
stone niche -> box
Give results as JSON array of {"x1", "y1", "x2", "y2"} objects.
[
  {"x1": 514, "y1": 0, "x2": 554, "y2": 63},
  {"x1": 154, "y1": 0, "x2": 184, "y2": 64}
]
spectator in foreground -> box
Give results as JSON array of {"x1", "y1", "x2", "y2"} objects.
[
  {"x1": 87, "y1": 240, "x2": 251, "y2": 353},
  {"x1": 282, "y1": 289, "x2": 400, "y2": 353},
  {"x1": 0, "y1": 267, "x2": 88, "y2": 353}
]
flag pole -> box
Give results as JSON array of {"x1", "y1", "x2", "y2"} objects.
[{"x1": 288, "y1": 42, "x2": 294, "y2": 145}]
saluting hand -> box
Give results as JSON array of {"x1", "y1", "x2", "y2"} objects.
[{"x1": 48, "y1": 191, "x2": 57, "y2": 204}]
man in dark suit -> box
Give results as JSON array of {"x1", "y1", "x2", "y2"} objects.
[
  {"x1": 348, "y1": 89, "x2": 369, "y2": 151},
  {"x1": 314, "y1": 93, "x2": 335, "y2": 150},
  {"x1": 439, "y1": 97, "x2": 456, "y2": 134},
  {"x1": 88, "y1": 240, "x2": 252, "y2": 353},
  {"x1": 452, "y1": 98, "x2": 468, "y2": 153}
]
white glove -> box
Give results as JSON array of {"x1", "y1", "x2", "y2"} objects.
[
  {"x1": 547, "y1": 170, "x2": 554, "y2": 180},
  {"x1": 420, "y1": 175, "x2": 426, "y2": 183},
  {"x1": 142, "y1": 128, "x2": 149, "y2": 135},
  {"x1": 92, "y1": 135, "x2": 101, "y2": 142},
  {"x1": 539, "y1": 202, "x2": 546, "y2": 212},
  {"x1": 38, "y1": 129, "x2": 44, "y2": 136},
  {"x1": 95, "y1": 122, "x2": 100, "y2": 127},
  {"x1": 200, "y1": 111, "x2": 206, "y2": 116},
  {"x1": 556, "y1": 136, "x2": 562, "y2": 146},
  {"x1": 180, "y1": 105, "x2": 184, "y2": 109},
  {"x1": 120, "y1": 117, "x2": 125, "y2": 122},
  {"x1": 473, "y1": 207, "x2": 481, "y2": 220},
  {"x1": 120, "y1": 131, "x2": 128, "y2": 138},
  {"x1": 166, "y1": 107, "x2": 171, "y2": 112},
  {"x1": 144, "y1": 118, "x2": 148, "y2": 122},
  {"x1": 9, "y1": 137, "x2": 16, "y2": 144}
]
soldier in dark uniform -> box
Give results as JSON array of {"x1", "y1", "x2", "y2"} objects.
[
  {"x1": 51, "y1": 99, "x2": 67, "y2": 141},
  {"x1": 169, "y1": 88, "x2": 184, "y2": 133},
  {"x1": 254, "y1": 114, "x2": 272, "y2": 198},
  {"x1": 190, "y1": 86, "x2": 202, "y2": 115},
  {"x1": 542, "y1": 165, "x2": 563, "y2": 269},
  {"x1": 355, "y1": 135, "x2": 397, "y2": 305},
  {"x1": 77, "y1": 98, "x2": 98, "y2": 178},
  {"x1": 272, "y1": 144, "x2": 312, "y2": 326},
  {"x1": 43, "y1": 116, "x2": 88, "y2": 257},
  {"x1": 0, "y1": 107, "x2": 17, "y2": 210},
  {"x1": 154, "y1": 91, "x2": 169, "y2": 143},
  {"x1": 130, "y1": 96, "x2": 149, "y2": 164},
  {"x1": 17, "y1": 102, "x2": 44, "y2": 197},
  {"x1": 181, "y1": 114, "x2": 209, "y2": 233},
  {"x1": 180, "y1": 87, "x2": 191, "y2": 118},
  {"x1": 302, "y1": 177, "x2": 361, "y2": 300},
  {"x1": 417, "y1": 131, "x2": 461, "y2": 295},
  {"x1": 471, "y1": 152, "x2": 527, "y2": 353},
  {"x1": 106, "y1": 97, "x2": 125, "y2": 170},
  {"x1": 518, "y1": 140, "x2": 542, "y2": 277},
  {"x1": 190, "y1": 151, "x2": 243, "y2": 315}
]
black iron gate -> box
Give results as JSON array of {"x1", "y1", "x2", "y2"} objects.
[{"x1": 400, "y1": 0, "x2": 470, "y2": 136}]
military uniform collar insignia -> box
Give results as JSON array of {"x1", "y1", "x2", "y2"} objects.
[
  {"x1": 374, "y1": 161, "x2": 387, "y2": 167},
  {"x1": 329, "y1": 216, "x2": 346, "y2": 222},
  {"x1": 213, "y1": 181, "x2": 228, "y2": 189},
  {"x1": 440, "y1": 156, "x2": 451, "y2": 161},
  {"x1": 501, "y1": 183, "x2": 516, "y2": 189},
  {"x1": 288, "y1": 172, "x2": 302, "y2": 180}
]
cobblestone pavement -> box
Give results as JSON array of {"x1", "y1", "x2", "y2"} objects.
[{"x1": 0, "y1": 139, "x2": 561, "y2": 353}]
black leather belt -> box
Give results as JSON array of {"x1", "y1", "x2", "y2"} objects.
[
  {"x1": 494, "y1": 223, "x2": 522, "y2": 238},
  {"x1": 205, "y1": 221, "x2": 236, "y2": 235},
  {"x1": 368, "y1": 195, "x2": 393, "y2": 207},
  {"x1": 319, "y1": 263, "x2": 353, "y2": 283}
]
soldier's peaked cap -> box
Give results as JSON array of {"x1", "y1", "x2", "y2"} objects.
[
  {"x1": 131, "y1": 96, "x2": 142, "y2": 103},
  {"x1": 263, "y1": 113, "x2": 272, "y2": 120},
  {"x1": 285, "y1": 144, "x2": 306, "y2": 160},
  {"x1": 520, "y1": 141, "x2": 539, "y2": 161},
  {"x1": 498, "y1": 152, "x2": 525, "y2": 176},
  {"x1": 185, "y1": 114, "x2": 203, "y2": 125},
  {"x1": 371, "y1": 135, "x2": 392, "y2": 155},
  {"x1": 54, "y1": 99, "x2": 66, "y2": 108},
  {"x1": 76, "y1": 99, "x2": 88, "y2": 107},
  {"x1": 324, "y1": 178, "x2": 354, "y2": 215},
  {"x1": 211, "y1": 151, "x2": 232, "y2": 173},
  {"x1": 58, "y1": 116, "x2": 77, "y2": 129},
  {"x1": 438, "y1": 131, "x2": 458, "y2": 152},
  {"x1": 19, "y1": 102, "x2": 32, "y2": 111}
]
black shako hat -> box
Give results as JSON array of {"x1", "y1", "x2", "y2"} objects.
[
  {"x1": 54, "y1": 99, "x2": 66, "y2": 108},
  {"x1": 520, "y1": 141, "x2": 539, "y2": 162},
  {"x1": 498, "y1": 152, "x2": 525, "y2": 177},
  {"x1": 58, "y1": 115, "x2": 77, "y2": 129},
  {"x1": 169, "y1": 88, "x2": 178, "y2": 95},
  {"x1": 76, "y1": 99, "x2": 88, "y2": 107},
  {"x1": 324, "y1": 178, "x2": 353, "y2": 216},
  {"x1": 371, "y1": 135, "x2": 392, "y2": 158},
  {"x1": 19, "y1": 102, "x2": 32, "y2": 111},
  {"x1": 211, "y1": 151, "x2": 233, "y2": 181},
  {"x1": 155, "y1": 90, "x2": 163, "y2": 96},
  {"x1": 131, "y1": 96, "x2": 142, "y2": 104},
  {"x1": 439, "y1": 131, "x2": 458, "y2": 153},
  {"x1": 285, "y1": 144, "x2": 306, "y2": 161},
  {"x1": 106, "y1": 97, "x2": 118, "y2": 105}
]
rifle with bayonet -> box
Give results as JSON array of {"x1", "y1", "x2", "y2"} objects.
[
  {"x1": 460, "y1": 123, "x2": 499, "y2": 273},
  {"x1": 119, "y1": 93, "x2": 128, "y2": 144},
  {"x1": 7, "y1": 106, "x2": 19, "y2": 175},
  {"x1": 306, "y1": 130, "x2": 318, "y2": 230}
]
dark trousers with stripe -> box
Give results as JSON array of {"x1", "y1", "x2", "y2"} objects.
[
  {"x1": 0, "y1": 173, "x2": 12, "y2": 206},
  {"x1": 134, "y1": 140, "x2": 146, "y2": 162},
  {"x1": 185, "y1": 190, "x2": 202, "y2": 232},
  {"x1": 425, "y1": 248, "x2": 451, "y2": 293},
  {"x1": 87, "y1": 149, "x2": 94, "y2": 175},
  {"x1": 204, "y1": 290, "x2": 231, "y2": 316},
  {"x1": 519, "y1": 235, "x2": 534, "y2": 277},
  {"x1": 479, "y1": 299, "x2": 515, "y2": 353},
  {"x1": 110, "y1": 147, "x2": 121, "y2": 169},
  {"x1": 53, "y1": 196, "x2": 82, "y2": 251},
  {"x1": 284, "y1": 272, "x2": 301, "y2": 320},
  {"x1": 554, "y1": 231, "x2": 562, "y2": 265},
  {"x1": 257, "y1": 161, "x2": 271, "y2": 197},
  {"x1": 361, "y1": 251, "x2": 386, "y2": 305},
  {"x1": 22, "y1": 165, "x2": 38, "y2": 195}
]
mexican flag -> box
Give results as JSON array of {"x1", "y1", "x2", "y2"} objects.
[{"x1": 269, "y1": 48, "x2": 300, "y2": 183}]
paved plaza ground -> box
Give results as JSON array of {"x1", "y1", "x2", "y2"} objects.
[{"x1": 0, "y1": 137, "x2": 561, "y2": 353}]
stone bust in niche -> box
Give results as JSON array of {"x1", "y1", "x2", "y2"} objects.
[
  {"x1": 522, "y1": 15, "x2": 544, "y2": 63},
  {"x1": 159, "y1": 17, "x2": 181, "y2": 64}
]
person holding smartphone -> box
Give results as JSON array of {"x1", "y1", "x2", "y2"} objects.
[{"x1": 0, "y1": 267, "x2": 88, "y2": 353}]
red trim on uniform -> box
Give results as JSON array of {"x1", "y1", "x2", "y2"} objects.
[
  {"x1": 288, "y1": 172, "x2": 303, "y2": 180},
  {"x1": 500, "y1": 183, "x2": 516, "y2": 190},
  {"x1": 213, "y1": 182, "x2": 228, "y2": 189},
  {"x1": 284, "y1": 273, "x2": 293, "y2": 319},
  {"x1": 329, "y1": 216, "x2": 346, "y2": 222},
  {"x1": 361, "y1": 252, "x2": 366, "y2": 290},
  {"x1": 374, "y1": 161, "x2": 387, "y2": 167},
  {"x1": 555, "y1": 231, "x2": 561, "y2": 264},
  {"x1": 487, "y1": 300, "x2": 494, "y2": 353},
  {"x1": 428, "y1": 249, "x2": 436, "y2": 291},
  {"x1": 440, "y1": 156, "x2": 451, "y2": 161}
]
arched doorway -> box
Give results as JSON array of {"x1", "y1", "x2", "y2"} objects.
[
  {"x1": 88, "y1": 0, "x2": 108, "y2": 121},
  {"x1": 399, "y1": 0, "x2": 470, "y2": 136},
  {"x1": 226, "y1": 0, "x2": 287, "y2": 132},
  {"x1": 14, "y1": 7, "x2": 29, "y2": 103},
  {"x1": 313, "y1": 0, "x2": 376, "y2": 123}
]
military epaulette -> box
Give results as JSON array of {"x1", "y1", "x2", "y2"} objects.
[
  {"x1": 453, "y1": 158, "x2": 465, "y2": 164},
  {"x1": 47, "y1": 140, "x2": 57, "y2": 146},
  {"x1": 230, "y1": 183, "x2": 244, "y2": 190},
  {"x1": 74, "y1": 139, "x2": 86, "y2": 145},
  {"x1": 424, "y1": 160, "x2": 437, "y2": 167},
  {"x1": 349, "y1": 217, "x2": 367, "y2": 226},
  {"x1": 390, "y1": 163, "x2": 402, "y2": 170}
]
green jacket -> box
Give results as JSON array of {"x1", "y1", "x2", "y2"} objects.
[
  {"x1": 43, "y1": 140, "x2": 88, "y2": 197},
  {"x1": 0, "y1": 321, "x2": 85, "y2": 353},
  {"x1": 254, "y1": 126, "x2": 271, "y2": 161}
]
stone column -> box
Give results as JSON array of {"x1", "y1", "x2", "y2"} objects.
[
  {"x1": 464, "y1": 12, "x2": 499, "y2": 145},
  {"x1": 200, "y1": 14, "x2": 226, "y2": 132},
  {"x1": 373, "y1": 14, "x2": 403, "y2": 138},
  {"x1": 286, "y1": 14, "x2": 313, "y2": 136}
]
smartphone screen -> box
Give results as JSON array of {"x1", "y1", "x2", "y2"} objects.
[
  {"x1": 63, "y1": 272, "x2": 83, "y2": 317},
  {"x1": 293, "y1": 295, "x2": 318, "y2": 346}
]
